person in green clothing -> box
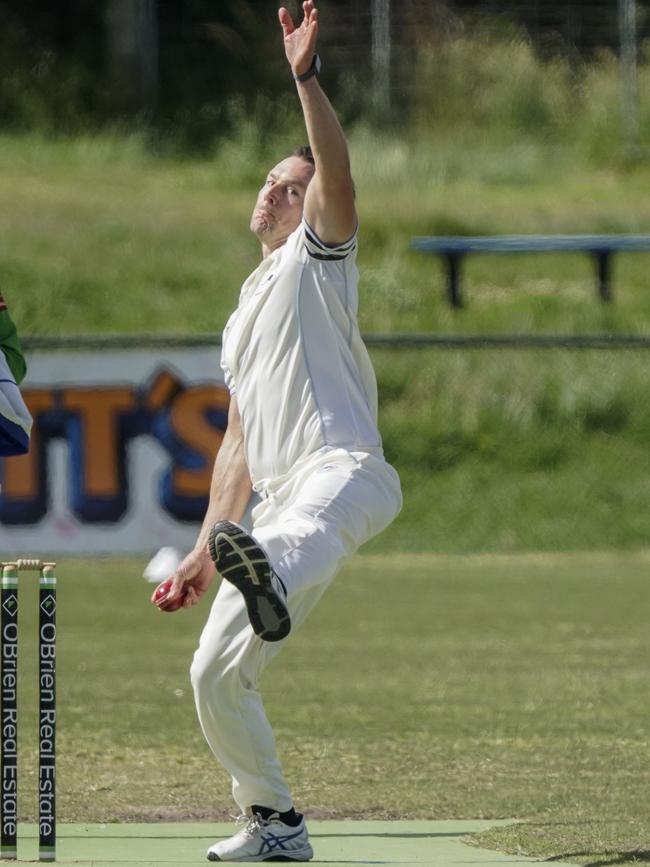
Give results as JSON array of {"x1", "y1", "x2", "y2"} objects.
[{"x1": 0, "y1": 291, "x2": 32, "y2": 457}]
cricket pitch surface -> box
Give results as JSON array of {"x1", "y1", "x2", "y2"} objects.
[{"x1": 7, "y1": 820, "x2": 579, "y2": 865}]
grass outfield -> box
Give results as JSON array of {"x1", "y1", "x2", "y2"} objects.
[
  {"x1": 371, "y1": 347, "x2": 650, "y2": 554},
  {"x1": 5, "y1": 133, "x2": 650, "y2": 554},
  {"x1": 2, "y1": 132, "x2": 650, "y2": 338},
  {"x1": 10, "y1": 552, "x2": 649, "y2": 865}
]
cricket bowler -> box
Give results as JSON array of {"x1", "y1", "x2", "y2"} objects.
[{"x1": 158, "y1": 3, "x2": 402, "y2": 860}]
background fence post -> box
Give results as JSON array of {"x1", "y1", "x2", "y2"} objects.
[
  {"x1": 105, "y1": 0, "x2": 159, "y2": 115},
  {"x1": 371, "y1": 0, "x2": 391, "y2": 114},
  {"x1": 618, "y1": 0, "x2": 639, "y2": 155}
]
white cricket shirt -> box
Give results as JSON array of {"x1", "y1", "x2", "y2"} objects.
[{"x1": 220, "y1": 219, "x2": 382, "y2": 490}]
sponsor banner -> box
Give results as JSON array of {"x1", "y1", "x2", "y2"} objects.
[{"x1": 0, "y1": 348, "x2": 229, "y2": 555}]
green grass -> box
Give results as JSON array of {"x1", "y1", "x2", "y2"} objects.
[
  {"x1": 371, "y1": 346, "x2": 650, "y2": 554},
  {"x1": 2, "y1": 130, "x2": 650, "y2": 338},
  {"x1": 11, "y1": 553, "x2": 649, "y2": 863},
  {"x1": 4, "y1": 131, "x2": 650, "y2": 552},
  {"x1": 3, "y1": 32, "x2": 650, "y2": 866},
  {"x1": 2, "y1": 22, "x2": 650, "y2": 343}
]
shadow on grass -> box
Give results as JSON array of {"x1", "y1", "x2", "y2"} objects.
[
  {"x1": 54, "y1": 831, "x2": 469, "y2": 841},
  {"x1": 312, "y1": 832, "x2": 469, "y2": 840},
  {"x1": 546, "y1": 850, "x2": 650, "y2": 866}
]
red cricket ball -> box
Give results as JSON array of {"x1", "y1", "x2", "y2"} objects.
[{"x1": 151, "y1": 578, "x2": 185, "y2": 612}]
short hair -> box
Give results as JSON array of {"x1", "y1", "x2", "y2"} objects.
[
  {"x1": 291, "y1": 145, "x2": 315, "y2": 165},
  {"x1": 288, "y1": 144, "x2": 356, "y2": 199}
]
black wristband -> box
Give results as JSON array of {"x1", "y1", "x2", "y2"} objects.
[{"x1": 294, "y1": 54, "x2": 321, "y2": 83}]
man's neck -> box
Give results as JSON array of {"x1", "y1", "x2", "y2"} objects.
[{"x1": 260, "y1": 231, "x2": 292, "y2": 259}]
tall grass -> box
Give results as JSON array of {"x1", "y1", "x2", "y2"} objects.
[
  {"x1": 407, "y1": 24, "x2": 650, "y2": 164},
  {"x1": 372, "y1": 348, "x2": 650, "y2": 553},
  {"x1": 412, "y1": 27, "x2": 574, "y2": 139}
]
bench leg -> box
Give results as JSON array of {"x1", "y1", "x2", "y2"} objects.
[
  {"x1": 595, "y1": 252, "x2": 612, "y2": 303},
  {"x1": 446, "y1": 253, "x2": 464, "y2": 308}
]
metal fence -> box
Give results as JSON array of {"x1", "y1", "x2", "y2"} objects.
[
  {"x1": 11, "y1": 2, "x2": 646, "y2": 143},
  {"x1": 313, "y1": 1, "x2": 649, "y2": 140}
]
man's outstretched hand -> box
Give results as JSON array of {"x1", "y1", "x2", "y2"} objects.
[
  {"x1": 279, "y1": 1, "x2": 319, "y2": 78},
  {"x1": 151, "y1": 547, "x2": 216, "y2": 612}
]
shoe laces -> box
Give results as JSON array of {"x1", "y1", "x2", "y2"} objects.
[{"x1": 234, "y1": 812, "x2": 275, "y2": 837}]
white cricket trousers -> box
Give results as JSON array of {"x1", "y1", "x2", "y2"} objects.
[{"x1": 190, "y1": 448, "x2": 402, "y2": 814}]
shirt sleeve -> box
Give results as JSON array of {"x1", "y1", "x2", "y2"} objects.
[
  {"x1": 220, "y1": 356, "x2": 236, "y2": 396},
  {"x1": 302, "y1": 219, "x2": 358, "y2": 261},
  {"x1": 0, "y1": 352, "x2": 32, "y2": 456},
  {"x1": 0, "y1": 293, "x2": 27, "y2": 385}
]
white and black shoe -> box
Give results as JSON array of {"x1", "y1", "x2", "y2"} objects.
[
  {"x1": 208, "y1": 520, "x2": 291, "y2": 642},
  {"x1": 207, "y1": 812, "x2": 313, "y2": 862}
]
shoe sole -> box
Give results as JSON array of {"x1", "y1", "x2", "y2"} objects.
[
  {"x1": 208, "y1": 521, "x2": 291, "y2": 642},
  {"x1": 208, "y1": 849, "x2": 313, "y2": 862}
]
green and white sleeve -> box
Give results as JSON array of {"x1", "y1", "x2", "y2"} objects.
[
  {"x1": 0, "y1": 292, "x2": 32, "y2": 456},
  {"x1": 0, "y1": 293, "x2": 27, "y2": 384}
]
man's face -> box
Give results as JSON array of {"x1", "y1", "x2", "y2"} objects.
[{"x1": 250, "y1": 156, "x2": 315, "y2": 248}]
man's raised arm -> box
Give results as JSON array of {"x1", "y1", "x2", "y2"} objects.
[{"x1": 279, "y1": 1, "x2": 357, "y2": 246}]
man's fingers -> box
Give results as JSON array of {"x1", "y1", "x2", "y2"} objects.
[
  {"x1": 157, "y1": 595, "x2": 179, "y2": 612},
  {"x1": 167, "y1": 571, "x2": 185, "y2": 600},
  {"x1": 182, "y1": 587, "x2": 198, "y2": 608},
  {"x1": 168, "y1": 559, "x2": 197, "y2": 600},
  {"x1": 151, "y1": 548, "x2": 213, "y2": 611},
  {"x1": 278, "y1": 7, "x2": 294, "y2": 36},
  {"x1": 303, "y1": 2, "x2": 318, "y2": 41}
]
